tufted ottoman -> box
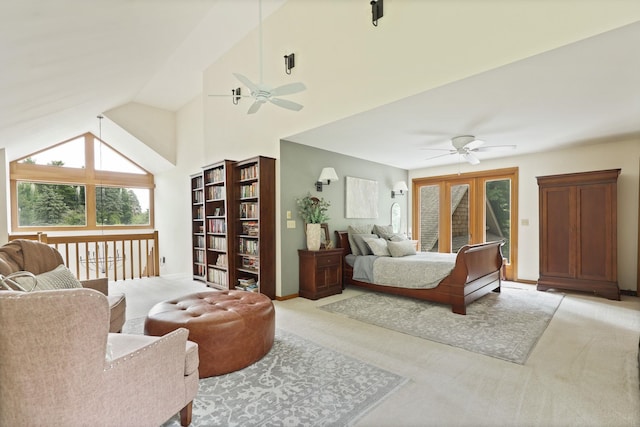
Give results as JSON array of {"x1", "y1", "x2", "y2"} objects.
[{"x1": 144, "y1": 290, "x2": 275, "y2": 378}]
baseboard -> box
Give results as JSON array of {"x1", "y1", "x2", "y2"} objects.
[
  {"x1": 276, "y1": 293, "x2": 299, "y2": 301},
  {"x1": 620, "y1": 289, "x2": 638, "y2": 297}
]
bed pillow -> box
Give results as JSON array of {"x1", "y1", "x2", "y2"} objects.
[
  {"x1": 347, "y1": 224, "x2": 373, "y2": 255},
  {"x1": 363, "y1": 237, "x2": 391, "y2": 256},
  {"x1": 388, "y1": 240, "x2": 418, "y2": 257},
  {"x1": 374, "y1": 224, "x2": 407, "y2": 242},
  {"x1": 352, "y1": 234, "x2": 378, "y2": 256}
]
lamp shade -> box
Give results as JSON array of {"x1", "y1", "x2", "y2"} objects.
[
  {"x1": 318, "y1": 167, "x2": 339, "y2": 183},
  {"x1": 393, "y1": 181, "x2": 408, "y2": 193}
]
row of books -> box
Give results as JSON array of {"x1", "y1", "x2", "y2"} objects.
[
  {"x1": 239, "y1": 164, "x2": 259, "y2": 181},
  {"x1": 205, "y1": 167, "x2": 225, "y2": 184},
  {"x1": 194, "y1": 236, "x2": 205, "y2": 249},
  {"x1": 208, "y1": 219, "x2": 226, "y2": 233},
  {"x1": 239, "y1": 182, "x2": 258, "y2": 199},
  {"x1": 194, "y1": 264, "x2": 205, "y2": 277},
  {"x1": 241, "y1": 222, "x2": 259, "y2": 236},
  {"x1": 207, "y1": 186, "x2": 225, "y2": 201},
  {"x1": 238, "y1": 238, "x2": 259, "y2": 255},
  {"x1": 208, "y1": 268, "x2": 227, "y2": 286},
  {"x1": 193, "y1": 206, "x2": 203, "y2": 219},
  {"x1": 236, "y1": 277, "x2": 258, "y2": 292},
  {"x1": 192, "y1": 176, "x2": 203, "y2": 189},
  {"x1": 240, "y1": 256, "x2": 259, "y2": 270},
  {"x1": 193, "y1": 249, "x2": 205, "y2": 263},
  {"x1": 239, "y1": 202, "x2": 258, "y2": 219},
  {"x1": 209, "y1": 236, "x2": 227, "y2": 251},
  {"x1": 214, "y1": 254, "x2": 227, "y2": 267},
  {"x1": 193, "y1": 189, "x2": 204, "y2": 204}
]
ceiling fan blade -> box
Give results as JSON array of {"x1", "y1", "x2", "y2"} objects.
[
  {"x1": 465, "y1": 139, "x2": 485, "y2": 150},
  {"x1": 463, "y1": 152, "x2": 480, "y2": 165},
  {"x1": 474, "y1": 145, "x2": 517, "y2": 152},
  {"x1": 247, "y1": 100, "x2": 264, "y2": 114},
  {"x1": 425, "y1": 153, "x2": 454, "y2": 161},
  {"x1": 270, "y1": 82, "x2": 306, "y2": 97},
  {"x1": 269, "y1": 97, "x2": 304, "y2": 111},
  {"x1": 233, "y1": 73, "x2": 259, "y2": 93}
]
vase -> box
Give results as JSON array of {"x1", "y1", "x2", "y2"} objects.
[{"x1": 306, "y1": 223, "x2": 322, "y2": 251}]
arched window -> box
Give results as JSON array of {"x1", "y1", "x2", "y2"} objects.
[{"x1": 10, "y1": 132, "x2": 154, "y2": 232}]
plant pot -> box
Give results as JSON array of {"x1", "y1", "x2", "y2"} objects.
[{"x1": 306, "y1": 223, "x2": 322, "y2": 251}]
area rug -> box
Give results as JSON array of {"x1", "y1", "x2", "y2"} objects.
[
  {"x1": 319, "y1": 286, "x2": 563, "y2": 364},
  {"x1": 122, "y1": 320, "x2": 406, "y2": 426}
]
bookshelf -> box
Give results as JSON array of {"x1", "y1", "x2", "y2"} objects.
[
  {"x1": 190, "y1": 156, "x2": 275, "y2": 299},
  {"x1": 233, "y1": 156, "x2": 275, "y2": 299},
  {"x1": 190, "y1": 173, "x2": 206, "y2": 281},
  {"x1": 203, "y1": 160, "x2": 235, "y2": 290}
]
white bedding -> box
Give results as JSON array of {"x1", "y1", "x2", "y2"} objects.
[{"x1": 352, "y1": 252, "x2": 457, "y2": 289}]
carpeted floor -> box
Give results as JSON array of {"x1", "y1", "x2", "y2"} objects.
[
  {"x1": 123, "y1": 319, "x2": 407, "y2": 426},
  {"x1": 319, "y1": 286, "x2": 563, "y2": 364}
]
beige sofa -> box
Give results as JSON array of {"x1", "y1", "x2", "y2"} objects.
[
  {"x1": 0, "y1": 288, "x2": 199, "y2": 426},
  {"x1": 0, "y1": 239, "x2": 125, "y2": 332}
]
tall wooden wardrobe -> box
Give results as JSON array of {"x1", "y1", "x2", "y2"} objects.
[{"x1": 536, "y1": 169, "x2": 620, "y2": 300}]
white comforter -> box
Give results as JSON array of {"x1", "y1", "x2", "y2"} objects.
[{"x1": 353, "y1": 252, "x2": 457, "y2": 289}]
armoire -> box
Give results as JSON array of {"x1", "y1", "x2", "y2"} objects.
[{"x1": 536, "y1": 169, "x2": 620, "y2": 300}]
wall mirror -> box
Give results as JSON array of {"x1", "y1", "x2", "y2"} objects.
[{"x1": 391, "y1": 202, "x2": 401, "y2": 233}]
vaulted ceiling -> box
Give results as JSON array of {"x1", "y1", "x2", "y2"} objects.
[{"x1": 1, "y1": 1, "x2": 638, "y2": 170}]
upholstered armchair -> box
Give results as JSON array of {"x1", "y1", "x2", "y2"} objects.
[
  {"x1": 0, "y1": 239, "x2": 125, "y2": 332},
  {"x1": 0, "y1": 288, "x2": 199, "y2": 426}
]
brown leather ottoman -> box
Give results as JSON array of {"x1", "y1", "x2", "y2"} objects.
[{"x1": 144, "y1": 290, "x2": 275, "y2": 378}]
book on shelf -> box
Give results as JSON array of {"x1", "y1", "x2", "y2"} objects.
[
  {"x1": 205, "y1": 167, "x2": 225, "y2": 184},
  {"x1": 239, "y1": 164, "x2": 259, "y2": 181},
  {"x1": 241, "y1": 221, "x2": 259, "y2": 236},
  {"x1": 193, "y1": 190, "x2": 203, "y2": 203},
  {"x1": 241, "y1": 256, "x2": 259, "y2": 270},
  {"x1": 192, "y1": 176, "x2": 203, "y2": 188},
  {"x1": 208, "y1": 218, "x2": 226, "y2": 233},
  {"x1": 209, "y1": 236, "x2": 227, "y2": 251},
  {"x1": 239, "y1": 182, "x2": 258, "y2": 198},
  {"x1": 215, "y1": 254, "x2": 227, "y2": 267},
  {"x1": 194, "y1": 236, "x2": 205, "y2": 248},
  {"x1": 207, "y1": 186, "x2": 225, "y2": 200},
  {"x1": 236, "y1": 277, "x2": 258, "y2": 292},
  {"x1": 208, "y1": 268, "x2": 227, "y2": 286},
  {"x1": 239, "y1": 202, "x2": 258, "y2": 219},
  {"x1": 238, "y1": 238, "x2": 258, "y2": 255}
]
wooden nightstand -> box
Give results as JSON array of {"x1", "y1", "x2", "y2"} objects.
[{"x1": 298, "y1": 249, "x2": 343, "y2": 300}]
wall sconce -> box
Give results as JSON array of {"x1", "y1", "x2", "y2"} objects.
[
  {"x1": 316, "y1": 167, "x2": 339, "y2": 191},
  {"x1": 232, "y1": 87, "x2": 241, "y2": 105},
  {"x1": 284, "y1": 53, "x2": 295, "y2": 74},
  {"x1": 391, "y1": 181, "x2": 408, "y2": 198},
  {"x1": 370, "y1": 0, "x2": 383, "y2": 26}
]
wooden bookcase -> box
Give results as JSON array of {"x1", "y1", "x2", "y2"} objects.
[
  {"x1": 190, "y1": 173, "x2": 206, "y2": 281},
  {"x1": 190, "y1": 156, "x2": 275, "y2": 299},
  {"x1": 233, "y1": 156, "x2": 276, "y2": 299},
  {"x1": 203, "y1": 160, "x2": 235, "y2": 290}
]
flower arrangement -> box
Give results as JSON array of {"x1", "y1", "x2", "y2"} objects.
[{"x1": 296, "y1": 193, "x2": 330, "y2": 224}]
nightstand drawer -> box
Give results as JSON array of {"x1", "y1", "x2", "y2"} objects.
[{"x1": 316, "y1": 253, "x2": 341, "y2": 267}]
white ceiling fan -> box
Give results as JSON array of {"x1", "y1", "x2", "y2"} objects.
[
  {"x1": 423, "y1": 135, "x2": 516, "y2": 165},
  {"x1": 209, "y1": 0, "x2": 306, "y2": 114}
]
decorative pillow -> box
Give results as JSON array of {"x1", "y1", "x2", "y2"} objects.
[
  {"x1": 352, "y1": 234, "x2": 378, "y2": 256},
  {"x1": 363, "y1": 237, "x2": 391, "y2": 256},
  {"x1": 14, "y1": 264, "x2": 82, "y2": 291},
  {"x1": 389, "y1": 234, "x2": 409, "y2": 242},
  {"x1": 373, "y1": 224, "x2": 394, "y2": 237},
  {"x1": 387, "y1": 240, "x2": 418, "y2": 257},
  {"x1": 347, "y1": 224, "x2": 373, "y2": 255}
]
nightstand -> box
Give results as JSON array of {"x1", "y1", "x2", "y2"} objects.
[{"x1": 298, "y1": 249, "x2": 343, "y2": 300}]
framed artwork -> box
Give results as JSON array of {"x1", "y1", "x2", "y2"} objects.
[
  {"x1": 320, "y1": 223, "x2": 331, "y2": 249},
  {"x1": 345, "y1": 176, "x2": 379, "y2": 218}
]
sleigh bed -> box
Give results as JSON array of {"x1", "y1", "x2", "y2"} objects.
[{"x1": 335, "y1": 231, "x2": 504, "y2": 315}]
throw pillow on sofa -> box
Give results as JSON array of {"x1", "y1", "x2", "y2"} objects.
[{"x1": 13, "y1": 264, "x2": 82, "y2": 291}]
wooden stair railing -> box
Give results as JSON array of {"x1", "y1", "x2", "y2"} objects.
[{"x1": 8, "y1": 231, "x2": 160, "y2": 281}]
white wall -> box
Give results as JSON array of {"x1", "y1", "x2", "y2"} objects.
[
  {"x1": 409, "y1": 136, "x2": 640, "y2": 291},
  {"x1": 154, "y1": 95, "x2": 205, "y2": 279},
  {"x1": 161, "y1": 1, "x2": 640, "y2": 295}
]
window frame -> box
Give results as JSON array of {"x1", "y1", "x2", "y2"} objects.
[{"x1": 10, "y1": 132, "x2": 154, "y2": 232}]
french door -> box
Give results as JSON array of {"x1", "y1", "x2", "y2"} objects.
[{"x1": 412, "y1": 168, "x2": 518, "y2": 280}]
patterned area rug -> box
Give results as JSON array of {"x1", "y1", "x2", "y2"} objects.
[
  {"x1": 123, "y1": 320, "x2": 406, "y2": 426},
  {"x1": 319, "y1": 286, "x2": 563, "y2": 364}
]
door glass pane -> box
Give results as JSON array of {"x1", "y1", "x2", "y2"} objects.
[
  {"x1": 419, "y1": 185, "x2": 439, "y2": 252},
  {"x1": 485, "y1": 179, "x2": 510, "y2": 262},
  {"x1": 451, "y1": 184, "x2": 469, "y2": 252}
]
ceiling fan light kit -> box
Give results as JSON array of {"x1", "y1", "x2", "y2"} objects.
[{"x1": 423, "y1": 135, "x2": 516, "y2": 165}]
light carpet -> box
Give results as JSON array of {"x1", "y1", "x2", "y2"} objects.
[
  {"x1": 319, "y1": 286, "x2": 563, "y2": 364},
  {"x1": 123, "y1": 320, "x2": 407, "y2": 426}
]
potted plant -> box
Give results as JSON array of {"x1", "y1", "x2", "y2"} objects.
[{"x1": 296, "y1": 193, "x2": 330, "y2": 250}]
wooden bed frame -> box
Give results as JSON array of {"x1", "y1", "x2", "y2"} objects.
[{"x1": 335, "y1": 231, "x2": 504, "y2": 315}]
